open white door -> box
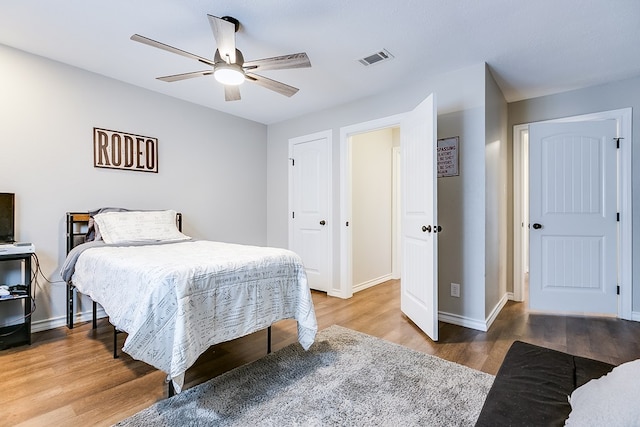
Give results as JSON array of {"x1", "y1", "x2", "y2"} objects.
[
  {"x1": 401, "y1": 93, "x2": 438, "y2": 341},
  {"x1": 529, "y1": 120, "x2": 617, "y2": 314}
]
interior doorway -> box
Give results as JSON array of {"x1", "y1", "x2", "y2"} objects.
[
  {"x1": 349, "y1": 127, "x2": 400, "y2": 293},
  {"x1": 339, "y1": 94, "x2": 439, "y2": 343},
  {"x1": 512, "y1": 108, "x2": 633, "y2": 319},
  {"x1": 340, "y1": 114, "x2": 404, "y2": 298}
]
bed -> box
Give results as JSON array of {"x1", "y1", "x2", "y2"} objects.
[{"x1": 61, "y1": 209, "x2": 317, "y2": 393}]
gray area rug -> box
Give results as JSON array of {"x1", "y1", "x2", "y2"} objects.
[{"x1": 116, "y1": 325, "x2": 494, "y2": 426}]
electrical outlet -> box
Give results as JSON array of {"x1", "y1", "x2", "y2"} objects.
[{"x1": 450, "y1": 283, "x2": 460, "y2": 298}]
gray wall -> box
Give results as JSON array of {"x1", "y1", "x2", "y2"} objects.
[
  {"x1": 484, "y1": 66, "x2": 509, "y2": 317},
  {"x1": 0, "y1": 44, "x2": 268, "y2": 329},
  {"x1": 267, "y1": 63, "x2": 492, "y2": 326},
  {"x1": 436, "y1": 108, "x2": 485, "y2": 321},
  {"x1": 508, "y1": 75, "x2": 640, "y2": 313}
]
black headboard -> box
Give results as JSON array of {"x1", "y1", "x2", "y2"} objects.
[{"x1": 65, "y1": 211, "x2": 183, "y2": 254}]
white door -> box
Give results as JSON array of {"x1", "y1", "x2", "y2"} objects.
[
  {"x1": 401, "y1": 93, "x2": 438, "y2": 341},
  {"x1": 289, "y1": 132, "x2": 331, "y2": 292},
  {"x1": 529, "y1": 120, "x2": 617, "y2": 314}
]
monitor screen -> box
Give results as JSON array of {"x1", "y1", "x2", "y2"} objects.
[{"x1": 0, "y1": 193, "x2": 15, "y2": 243}]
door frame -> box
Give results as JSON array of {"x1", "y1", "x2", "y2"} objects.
[
  {"x1": 512, "y1": 108, "x2": 633, "y2": 320},
  {"x1": 288, "y1": 129, "x2": 334, "y2": 294},
  {"x1": 392, "y1": 146, "x2": 402, "y2": 280},
  {"x1": 339, "y1": 114, "x2": 404, "y2": 298}
]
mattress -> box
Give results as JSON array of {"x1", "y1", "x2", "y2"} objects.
[{"x1": 64, "y1": 239, "x2": 317, "y2": 392}]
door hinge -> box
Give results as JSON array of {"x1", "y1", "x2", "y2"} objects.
[
  {"x1": 617, "y1": 285, "x2": 620, "y2": 295},
  {"x1": 614, "y1": 137, "x2": 623, "y2": 149},
  {"x1": 617, "y1": 212, "x2": 620, "y2": 222},
  {"x1": 289, "y1": 157, "x2": 295, "y2": 166},
  {"x1": 292, "y1": 212, "x2": 295, "y2": 219}
]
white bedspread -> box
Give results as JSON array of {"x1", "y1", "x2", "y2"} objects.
[{"x1": 70, "y1": 240, "x2": 317, "y2": 392}]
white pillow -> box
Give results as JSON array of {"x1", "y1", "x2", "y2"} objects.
[
  {"x1": 93, "y1": 210, "x2": 190, "y2": 244},
  {"x1": 565, "y1": 359, "x2": 640, "y2": 426}
]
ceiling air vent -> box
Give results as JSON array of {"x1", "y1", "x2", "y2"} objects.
[{"x1": 358, "y1": 49, "x2": 394, "y2": 66}]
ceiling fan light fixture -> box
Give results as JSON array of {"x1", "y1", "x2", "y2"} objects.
[{"x1": 214, "y1": 63, "x2": 245, "y2": 85}]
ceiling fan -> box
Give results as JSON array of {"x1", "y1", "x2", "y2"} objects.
[{"x1": 131, "y1": 15, "x2": 311, "y2": 101}]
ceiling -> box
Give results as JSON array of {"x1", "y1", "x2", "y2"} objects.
[{"x1": 1, "y1": 1, "x2": 639, "y2": 125}]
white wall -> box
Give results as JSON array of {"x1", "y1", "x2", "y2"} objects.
[
  {"x1": 351, "y1": 129, "x2": 393, "y2": 288},
  {"x1": 0, "y1": 44, "x2": 268, "y2": 330}
]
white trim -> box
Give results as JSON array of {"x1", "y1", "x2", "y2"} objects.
[
  {"x1": 439, "y1": 292, "x2": 509, "y2": 332},
  {"x1": 617, "y1": 109, "x2": 633, "y2": 320},
  {"x1": 512, "y1": 124, "x2": 528, "y2": 303},
  {"x1": 485, "y1": 292, "x2": 510, "y2": 330},
  {"x1": 288, "y1": 130, "x2": 334, "y2": 295},
  {"x1": 352, "y1": 273, "x2": 394, "y2": 293},
  {"x1": 438, "y1": 311, "x2": 488, "y2": 332},
  {"x1": 31, "y1": 307, "x2": 107, "y2": 333},
  {"x1": 339, "y1": 114, "x2": 404, "y2": 298},
  {"x1": 338, "y1": 129, "x2": 353, "y2": 299},
  {"x1": 392, "y1": 146, "x2": 401, "y2": 279},
  {"x1": 513, "y1": 108, "x2": 633, "y2": 320}
]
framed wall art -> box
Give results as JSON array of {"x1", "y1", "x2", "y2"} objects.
[
  {"x1": 93, "y1": 127, "x2": 158, "y2": 173},
  {"x1": 437, "y1": 136, "x2": 458, "y2": 177}
]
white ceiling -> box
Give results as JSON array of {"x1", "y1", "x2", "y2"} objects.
[{"x1": 1, "y1": 0, "x2": 639, "y2": 124}]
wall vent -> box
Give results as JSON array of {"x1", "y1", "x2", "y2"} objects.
[{"x1": 358, "y1": 49, "x2": 394, "y2": 66}]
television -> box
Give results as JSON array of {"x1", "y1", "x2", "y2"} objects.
[{"x1": 0, "y1": 193, "x2": 15, "y2": 243}]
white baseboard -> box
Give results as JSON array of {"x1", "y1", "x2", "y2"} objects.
[
  {"x1": 327, "y1": 289, "x2": 351, "y2": 299},
  {"x1": 353, "y1": 274, "x2": 393, "y2": 294},
  {"x1": 438, "y1": 310, "x2": 488, "y2": 332},
  {"x1": 31, "y1": 307, "x2": 107, "y2": 333},
  {"x1": 485, "y1": 292, "x2": 510, "y2": 330},
  {"x1": 32, "y1": 295, "x2": 639, "y2": 334},
  {"x1": 438, "y1": 292, "x2": 510, "y2": 332}
]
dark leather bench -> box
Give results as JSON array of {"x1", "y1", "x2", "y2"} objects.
[{"x1": 475, "y1": 341, "x2": 615, "y2": 426}]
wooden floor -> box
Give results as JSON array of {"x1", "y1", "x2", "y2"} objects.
[{"x1": 3, "y1": 279, "x2": 640, "y2": 426}]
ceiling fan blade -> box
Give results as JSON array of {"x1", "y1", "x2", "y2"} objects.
[
  {"x1": 245, "y1": 72, "x2": 299, "y2": 97},
  {"x1": 157, "y1": 70, "x2": 213, "y2": 82},
  {"x1": 131, "y1": 34, "x2": 215, "y2": 67},
  {"x1": 224, "y1": 85, "x2": 241, "y2": 101},
  {"x1": 208, "y1": 15, "x2": 236, "y2": 64},
  {"x1": 243, "y1": 53, "x2": 311, "y2": 72}
]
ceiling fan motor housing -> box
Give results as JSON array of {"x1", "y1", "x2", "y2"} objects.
[
  {"x1": 215, "y1": 48, "x2": 244, "y2": 66},
  {"x1": 221, "y1": 16, "x2": 240, "y2": 33}
]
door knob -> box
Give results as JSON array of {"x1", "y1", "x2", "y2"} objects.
[
  {"x1": 532, "y1": 223, "x2": 542, "y2": 229},
  {"x1": 320, "y1": 220, "x2": 326, "y2": 226},
  {"x1": 422, "y1": 225, "x2": 432, "y2": 233}
]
